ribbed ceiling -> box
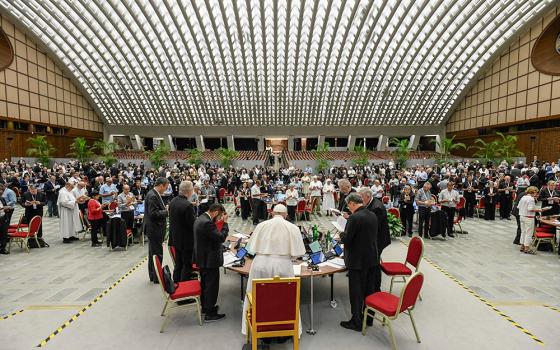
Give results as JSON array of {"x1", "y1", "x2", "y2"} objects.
[{"x1": 0, "y1": 0, "x2": 554, "y2": 126}]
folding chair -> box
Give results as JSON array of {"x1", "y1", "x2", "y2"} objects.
[
  {"x1": 7, "y1": 215, "x2": 41, "y2": 253},
  {"x1": 153, "y1": 255, "x2": 202, "y2": 332},
  {"x1": 168, "y1": 245, "x2": 200, "y2": 280},
  {"x1": 245, "y1": 276, "x2": 300, "y2": 350},
  {"x1": 362, "y1": 273, "x2": 424, "y2": 350},
  {"x1": 380, "y1": 236, "x2": 424, "y2": 299}
]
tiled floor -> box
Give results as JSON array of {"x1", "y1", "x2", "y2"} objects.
[{"x1": 1, "y1": 204, "x2": 559, "y2": 349}]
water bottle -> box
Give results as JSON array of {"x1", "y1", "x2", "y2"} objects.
[{"x1": 312, "y1": 224, "x2": 318, "y2": 242}]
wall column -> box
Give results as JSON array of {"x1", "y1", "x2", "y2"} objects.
[
  {"x1": 227, "y1": 135, "x2": 235, "y2": 150},
  {"x1": 195, "y1": 135, "x2": 205, "y2": 151},
  {"x1": 288, "y1": 135, "x2": 294, "y2": 151},
  {"x1": 167, "y1": 135, "x2": 176, "y2": 151},
  {"x1": 377, "y1": 135, "x2": 388, "y2": 151},
  {"x1": 408, "y1": 135, "x2": 419, "y2": 150},
  {"x1": 257, "y1": 136, "x2": 264, "y2": 151},
  {"x1": 318, "y1": 135, "x2": 325, "y2": 146},
  {"x1": 134, "y1": 135, "x2": 143, "y2": 150},
  {"x1": 347, "y1": 135, "x2": 356, "y2": 150},
  {"x1": 434, "y1": 134, "x2": 442, "y2": 153}
]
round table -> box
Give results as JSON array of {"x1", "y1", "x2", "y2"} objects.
[{"x1": 225, "y1": 235, "x2": 346, "y2": 335}]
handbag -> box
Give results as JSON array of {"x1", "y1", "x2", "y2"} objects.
[{"x1": 162, "y1": 265, "x2": 176, "y2": 294}]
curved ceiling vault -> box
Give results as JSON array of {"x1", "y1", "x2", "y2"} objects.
[{"x1": 0, "y1": 0, "x2": 555, "y2": 127}]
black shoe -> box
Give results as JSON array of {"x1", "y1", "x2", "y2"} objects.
[
  {"x1": 177, "y1": 299, "x2": 196, "y2": 306},
  {"x1": 69, "y1": 236, "x2": 79, "y2": 241},
  {"x1": 202, "y1": 305, "x2": 220, "y2": 314},
  {"x1": 63, "y1": 238, "x2": 73, "y2": 244},
  {"x1": 204, "y1": 313, "x2": 226, "y2": 323},
  {"x1": 340, "y1": 320, "x2": 361, "y2": 332},
  {"x1": 449, "y1": 234, "x2": 455, "y2": 238},
  {"x1": 0, "y1": 249, "x2": 9, "y2": 255},
  {"x1": 152, "y1": 279, "x2": 159, "y2": 285}
]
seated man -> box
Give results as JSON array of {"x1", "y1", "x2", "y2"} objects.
[{"x1": 241, "y1": 204, "x2": 306, "y2": 341}]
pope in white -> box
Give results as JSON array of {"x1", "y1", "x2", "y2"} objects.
[
  {"x1": 241, "y1": 204, "x2": 306, "y2": 336},
  {"x1": 57, "y1": 182, "x2": 83, "y2": 242}
]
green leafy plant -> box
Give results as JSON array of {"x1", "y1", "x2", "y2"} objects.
[
  {"x1": 216, "y1": 147, "x2": 239, "y2": 168},
  {"x1": 495, "y1": 132, "x2": 524, "y2": 164},
  {"x1": 387, "y1": 212, "x2": 404, "y2": 239},
  {"x1": 470, "y1": 139, "x2": 500, "y2": 164},
  {"x1": 389, "y1": 138, "x2": 410, "y2": 169},
  {"x1": 431, "y1": 136, "x2": 466, "y2": 164},
  {"x1": 26, "y1": 135, "x2": 55, "y2": 165},
  {"x1": 187, "y1": 148, "x2": 203, "y2": 167},
  {"x1": 146, "y1": 142, "x2": 170, "y2": 169},
  {"x1": 313, "y1": 142, "x2": 330, "y2": 173},
  {"x1": 93, "y1": 140, "x2": 119, "y2": 166},
  {"x1": 352, "y1": 144, "x2": 369, "y2": 166},
  {"x1": 67, "y1": 137, "x2": 94, "y2": 163}
]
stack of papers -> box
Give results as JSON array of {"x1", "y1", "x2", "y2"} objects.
[
  {"x1": 331, "y1": 216, "x2": 346, "y2": 232},
  {"x1": 223, "y1": 252, "x2": 238, "y2": 266}
]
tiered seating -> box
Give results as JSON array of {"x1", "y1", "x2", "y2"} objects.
[
  {"x1": 114, "y1": 150, "x2": 267, "y2": 162},
  {"x1": 283, "y1": 150, "x2": 453, "y2": 162}
]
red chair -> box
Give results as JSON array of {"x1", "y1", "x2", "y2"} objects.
[
  {"x1": 245, "y1": 276, "x2": 301, "y2": 350},
  {"x1": 475, "y1": 197, "x2": 485, "y2": 218},
  {"x1": 108, "y1": 201, "x2": 118, "y2": 211},
  {"x1": 532, "y1": 225, "x2": 556, "y2": 252},
  {"x1": 224, "y1": 191, "x2": 235, "y2": 203},
  {"x1": 380, "y1": 236, "x2": 424, "y2": 296},
  {"x1": 382, "y1": 196, "x2": 390, "y2": 205},
  {"x1": 153, "y1": 255, "x2": 202, "y2": 332},
  {"x1": 7, "y1": 215, "x2": 41, "y2": 253},
  {"x1": 218, "y1": 188, "x2": 226, "y2": 203},
  {"x1": 456, "y1": 197, "x2": 466, "y2": 210},
  {"x1": 8, "y1": 214, "x2": 28, "y2": 230},
  {"x1": 168, "y1": 245, "x2": 201, "y2": 280},
  {"x1": 295, "y1": 200, "x2": 310, "y2": 222},
  {"x1": 453, "y1": 212, "x2": 465, "y2": 236},
  {"x1": 362, "y1": 273, "x2": 424, "y2": 350},
  {"x1": 388, "y1": 207, "x2": 400, "y2": 219}
]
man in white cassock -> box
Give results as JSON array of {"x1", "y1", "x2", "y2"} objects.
[
  {"x1": 57, "y1": 182, "x2": 83, "y2": 243},
  {"x1": 241, "y1": 204, "x2": 306, "y2": 337}
]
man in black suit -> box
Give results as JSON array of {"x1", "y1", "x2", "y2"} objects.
[
  {"x1": 168, "y1": 181, "x2": 196, "y2": 282},
  {"x1": 340, "y1": 193, "x2": 379, "y2": 331},
  {"x1": 145, "y1": 177, "x2": 169, "y2": 284},
  {"x1": 462, "y1": 174, "x2": 477, "y2": 218},
  {"x1": 193, "y1": 203, "x2": 229, "y2": 322},
  {"x1": 43, "y1": 175, "x2": 60, "y2": 217},
  {"x1": 22, "y1": 185, "x2": 46, "y2": 237},
  {"x1": 498, "y1": 175, "x2": 514, "y2": 220},
  {"x1": 337, "y1": 178, "x2": 355, "y2": 216},
  {"x1": 358, "y1": 187, "x2": 390, "y2": 292}
]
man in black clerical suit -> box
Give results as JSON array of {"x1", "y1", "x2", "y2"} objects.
[
  {"x1": 462, "y1": 174, "x2": 477, "y2": 218},
  {"x1": 193, "y1": 203, "x2": 229, "y2": 322},
  {"x1": 340, "y1": 193, "x2": 379, "y2": 332},
  {"x1": 168, "y1": 181, "x2": 196, "y2": 282},
  {"x1": 145, "y1": 177, "x2": 169, "y2": 284},
  {"x1": 22, "y1": 185, "x2": 46, "y2": 237},
  {"x1": 337, "y1": 178, "x2": 355, "y2": 216},
  {"x1": 498, "y1": 175, "x2": 514, "y2": 220}
]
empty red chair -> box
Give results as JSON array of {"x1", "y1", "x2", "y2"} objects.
[
  {"x1": 362, "y1": 273, "x2": 424, "y2": 350},
  {"x1": 382, "y1": 195, "x2": 390, "y2": 205},
  {"x1": 218, "y1": 188, "x2": 226, "y2": 203},
  {"x1": 295, "y1": 200, "x2": 310, "y2": 222},
  {"x1": 8, "y1": 215, "x2": 41, "y2": 253},
  {"x1": 8, "y1": 214, "x2": 28, "y2": 230},
  {"x1": 388, "y1": 207, "x2": 400, "y2": 219},
  {"x1": 381, "y1": 236, "x2": 424, "y2": 295},
  {"x1": 245, "y1": 276, "x2": 301, "y2": 350},
  {"x1": 475, "y1": 197, "x2": 485, "y2": 218},
  {"x1": 168, "y1": 245, "x2": 200, "y2": 280},
  {"x1": 153, "y1": 255, "x2": 202, "y2": 332}
]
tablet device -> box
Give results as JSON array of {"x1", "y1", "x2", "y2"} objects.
[
  {"x1": 309, "y1": 241, "x2": 322, "y2": 253},
  {"x1": 236, "y1": 247, "x2": 248, "y2": 259},
  {"x1": 333, "y1": 244, "x2": 343, "y2": 256},
  {"x1": 310, "y1": 252, "x2": 325, "y2": 265},
  {"x1": 134, "y1": 202, "x2": 145, "y2": 216}
]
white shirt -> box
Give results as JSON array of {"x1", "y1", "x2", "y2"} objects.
[
  {"x1": 518, "y1": 195, "x2": 536, "y2": 217},
  {"x1": 371, "y1": 184, "x2": 384, "y2": 198},
  {"x1": 439, "y1": 189, "x2": 460, "y2": 208},
  {"x1": 285, "y1": 188, "x2": 299, "y2": 206},
  {"x1": 309, "y1": 181, "x2": 322, "y2": 197},
  {"x1": 250, "y1": 184, "x2": 261, "y2": 198},
  {"x1": 71, "y1": 187, "x2": 88, "y2": 200}
]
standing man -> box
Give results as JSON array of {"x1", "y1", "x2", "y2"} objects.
[
  {"x1": 358, "y1": 187, "x2": 391, "y2": 292},
  {"x1": 415, "y1": 182, "x2": 434, "y2": 238},
  {"x1": 43, "y1": 175, "x2": 60, "y2": 217},
  {"x1": 0, "y1": 193, "x2": 9, "y2": 254},
  {"x1": 193, "y1": 203, "x2": 229, "y2": 322},
  {"x1": 145, "y1": 177, "x2": 169, "y2": 284},
  {"x1": 57, "y1": 182, "x2": 82, "y2": 243},
  {"x1": 251, "y1": 180, "x2": 263, "y2": 225},
  {"x1": 498, "y1": 175, "x2": 514, "y2": 220},
  {"x1": 337, "y1": 179, "x2": 355, "y2": 217},
  {"x1": 339, "y1": 193, "x2": 379, "y2": 332},
  {"x1": 462, "y1": 174, "x2": 477, "y2": 218},
  {"x1": 438, "y1": 181, "x2": 460, "y2": 238},
  {"x1": 168, "y1": 181, "x2": 196, "y2": 282},
  {"x1": 22, "y1": 185, "x2": 46, "y2": 237}
]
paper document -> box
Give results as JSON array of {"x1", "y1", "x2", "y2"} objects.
[
  {"x1": 293, "y1": 264, "x2": 302, "y2": 276},
  {"x1": 329, "y1": 208, "x2": 342, "y2": 216},
  {"x1": 233, "y1": 233, "x2": 248, "y2": 239},
  {"x1": 330, "y1": 258, "x2": 346, "y2": 267},
  {"x1": 332, "y1": 216, "x2": 347, "y2": 232},
  {"x1": 223, "y1": 252, "x2": 238, "y2": 266}
]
